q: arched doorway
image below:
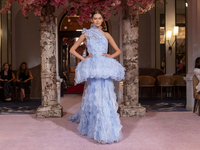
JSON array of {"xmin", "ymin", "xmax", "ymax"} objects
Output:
[{"xmin": 58, "ymin": 14, "xmax": 108, "ymax": 85}]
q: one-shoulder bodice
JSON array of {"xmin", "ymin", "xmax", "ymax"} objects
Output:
[
  {"xmin": 74, "ymin": 24, "xmax": 125, "ymax": 85},
  {"xmin": 82, "ymin": 24, "xmax": 108, "ymax": 55}
]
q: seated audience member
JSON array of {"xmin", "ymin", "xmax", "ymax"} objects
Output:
[
  {"xmin": 0, "ymin": 63, "xmax": 15, "ymax": 101},
  {"xmin": 16, "ymin": 62, "xmax": 33, "ymax": 102},
  {"xmin": 194, "ymin": 57, "xmax": 200, "ymax": 93}
]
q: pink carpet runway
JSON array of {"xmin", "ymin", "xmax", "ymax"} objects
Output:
[{"xmin": 0, "ymin": 94, "xmax": 200, "ymax": 150}]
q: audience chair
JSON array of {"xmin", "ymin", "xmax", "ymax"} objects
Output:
[
  {"xmin": 0, "ymin": 86, "xmax": 3, "ymax": 100},
  {"xmin": 11, "ymin": 86, "xmax": 16, "ymax": 101},
  {"xmin": 157, "ymin": 75, "xmax": 175, "ymax": 100},
  {"xmin": 193, "ymin": 75, "xmax": 200, "ymax": 116},
  {"xmin": 139, "ymin": 76, "xmax": 156, "ymax": 99},
  {"xmin": 173, "ymin": 75, "xmax": 186, "ymax": 100}
]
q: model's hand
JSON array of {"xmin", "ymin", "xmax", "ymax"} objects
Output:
[
  {"xmin": 86, "ymin": 53, "xmax": 93, "ymax": 59},
  {"xmin": 102, "ymin": 53, "xmax": 112, "ymax": 58},
  {"xmin": 17, "ymin": 80, "xmax": 20, "ymax": 82},
  {"xmin": 24, "ymin": 80, "xmax": 28, "ymax": 83},
  {"xmin": 4, "ymin": 79, "xmax": 8, "ymax": 81}
]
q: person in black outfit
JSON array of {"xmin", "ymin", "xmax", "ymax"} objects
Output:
[
  {"xmin": 16, "ymin": 62, "xmax": 33, "ymax": 102},
  {"xmin": 0, "ymin": 63, "xmax": 15, "ymax": 101}
]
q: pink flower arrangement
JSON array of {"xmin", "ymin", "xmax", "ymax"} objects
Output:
[{"xmin": 0, "ymin": 0, "xmax": 164, "ymax": 24}]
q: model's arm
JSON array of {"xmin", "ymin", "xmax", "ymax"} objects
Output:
[
  {"xmin": 102, "ymin": 32, "xmax": 121, "ymax": 58},
  {"xmin": 70, "ymin": 34, "xmax": 90, "ymax": 61}
]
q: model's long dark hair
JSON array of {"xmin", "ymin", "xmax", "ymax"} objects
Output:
[{"xmin": 195, "ymin": 57, "xmax": 200, "ymax": 68}]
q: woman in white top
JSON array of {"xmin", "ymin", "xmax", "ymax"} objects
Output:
[{"xmin": 194, "ymin": 57, "xmax": 200, "ymax": 92}]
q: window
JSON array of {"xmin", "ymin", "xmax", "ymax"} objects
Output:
[
  {"xmin": 175, "ymin": 0, "xmax": 186, "ymax": 74},
  {"xmin": 156, "ymin": 1, "xmax": 166, "ymax": 73}
]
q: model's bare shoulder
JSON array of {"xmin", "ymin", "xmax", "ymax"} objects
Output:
[{"xmin": 104, "ymin": 32, "xmax": 111, "ymax": 40}]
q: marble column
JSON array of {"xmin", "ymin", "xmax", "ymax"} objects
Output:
[
  {"xmin": 184, "ymin": 0, "xmax": 200, "ymax": 110},
  {"xmin": 119, "ymin": 3, "xmax": 146, "ymax": 117},
  {"xmin": 36, "ymin": 4, "xmax": 63, "ymax": 118}
]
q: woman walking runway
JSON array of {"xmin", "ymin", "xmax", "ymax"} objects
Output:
[{"xmin": 68, "ymin": 10, "xmax": 125, "ymax": 144}]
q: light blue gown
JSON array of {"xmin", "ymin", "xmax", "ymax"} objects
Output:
[{"xmin": 68, "ymin": 24, "xmax": 125, "ymax": 144}]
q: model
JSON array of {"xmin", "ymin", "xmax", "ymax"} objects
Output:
[{"xmin": 68, "ymin": 10, "xmax": 125, "ymax": 144}]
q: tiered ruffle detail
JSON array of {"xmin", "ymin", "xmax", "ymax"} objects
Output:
[
  {"xmin": 68, "ymin": 78, "xmax": 123, "ymax": 144},
  {"xmin": 75, "ymin": 54, "xmax": 125, "ymax": 85}
]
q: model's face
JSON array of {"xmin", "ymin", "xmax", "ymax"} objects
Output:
[
  {"xmin": 91, "ymin": 14, "xmax": 103, "ymax": 28},
  {"xmin": 21, "ymin": 64, "xmax": 26, "ymax": 70},
  {"xmin": 4, "ymin": 64, "xmax": 9, "ymax": 70}
]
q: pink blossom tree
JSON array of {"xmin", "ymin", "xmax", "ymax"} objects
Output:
[
  {"xmin": 1, "ymin": 0, "xmax": 164, "ymax": 24},
  {"xmin": 1, "ymin": 0, "xmax": 164, "ymax": 118}
]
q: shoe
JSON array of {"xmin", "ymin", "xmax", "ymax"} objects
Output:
[{"xmin": 98, "ymin": 141, "xmax": 103, "ymax": 144}]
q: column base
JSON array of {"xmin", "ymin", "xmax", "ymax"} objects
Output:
[
  {"xmin": 119, "ymin": 104, "xmax": 146, "ymax": 117},
  {"xmin": 36, "ymin": 104, "xmax": 63, "ymax": 118}
]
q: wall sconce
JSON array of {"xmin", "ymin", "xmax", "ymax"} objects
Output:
[
  {"xmin": 185, "ymin": 2, "xmax": 188, "ymax": 7},
  {"xmin": 166, "ymin": 26, "xmax": 179, "ymax": 55}
]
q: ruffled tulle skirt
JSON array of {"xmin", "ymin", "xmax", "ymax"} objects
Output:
[
  {"xmin": 68, "ymin": 78, "xmax": 123, "ymax": 144},
  {"xmin": 74, "ymin": 54, "xmax": 125, "ymax": 85}
]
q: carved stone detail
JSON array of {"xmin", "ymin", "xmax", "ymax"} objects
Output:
[
  {"xmin": 119, "ymin": 3, "xmax": 146, "ymax": 117},
  {"xmin": 36, "ymin": 4, "xmax": 63, "ymax": 118}
]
